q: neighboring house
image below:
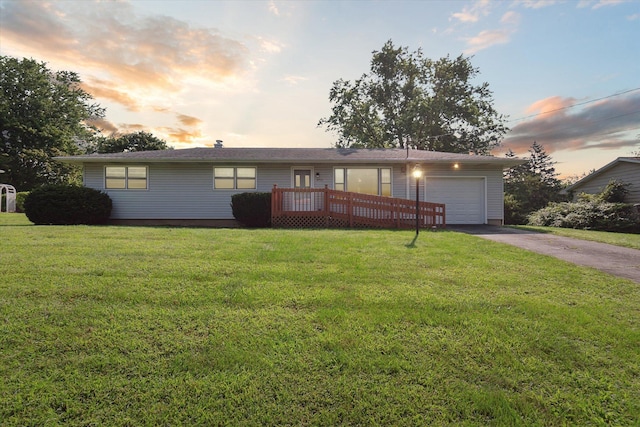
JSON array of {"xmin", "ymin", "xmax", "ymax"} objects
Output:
[
  {"xmin": 564, "ymin": 157, "xmax": 640, "ymax": 204},
  {"xmin": 57, "ymin": 147, "xmax": 523, "ymax": 226}
]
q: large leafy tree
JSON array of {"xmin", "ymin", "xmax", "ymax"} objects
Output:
[
  {"xmin": 0, "ymin": 56, "xmax": 103, "ymax": 191},
  {"xmin": 504, "ymin": 141, "xmax": 565, "ymax": 224},
  {"xmin": 318, "ymin": 40, "xmax": 508, "ymax": 154},
  {"xmin": 94, "ymin": 131, "xmax": 171, "ymax": 153}
]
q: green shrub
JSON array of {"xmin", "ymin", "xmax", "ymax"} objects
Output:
[
  {"xmin": 24, "ymin": 184, "xmax": 112, "ymax": 225},
  {"xmin": 504, "ymin": 193, "xmax": 526, "ymax": 225},
  {"xmin": 16, "ymin": 192, "xmax": 29, "ymax": 213},
  {"xmin": 528, "ymin": 201, "xmax": 640, "ymax": 233},
  {"xmin": 231, "ymin": 192, "xmax": 272, "ymax": 227},
  {"xmin": 578, "ymin": 179, "xmax": 630, "ymax": 203}
]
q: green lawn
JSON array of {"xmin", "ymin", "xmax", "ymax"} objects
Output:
[
  {"xmin": 511, "ymin": 225, "xmax": 640, "ymax": 250},
  {"xmin": 1, "ymin": 214, "xmax": 638, "ymax": 426}
]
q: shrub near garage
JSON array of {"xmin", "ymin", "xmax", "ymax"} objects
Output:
[{"xmin": 24, "ymin": 184, "xmax": 112, "ymax": 225}]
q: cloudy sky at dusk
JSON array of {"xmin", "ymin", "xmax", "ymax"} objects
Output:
[{"xmin": 1, "ymin": 0, "xmax": 638, "ymax": 177}]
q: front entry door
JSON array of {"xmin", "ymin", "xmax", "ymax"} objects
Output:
[
  {"xmin": 293, "ymin": 169, "xmax": 312, "ymax": 211},
  {"xmin": 294, "ymin": 169, "xmax": 311, "ymax": 190}
]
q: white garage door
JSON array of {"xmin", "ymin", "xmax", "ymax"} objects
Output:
[{"xmin": 425, "ymin": 178, "xmax": 486, "ymax": 225}]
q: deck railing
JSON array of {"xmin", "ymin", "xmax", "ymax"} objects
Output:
[{"xmin": 271, "ymin": 185, "xmax": 445, "ymax": 229}]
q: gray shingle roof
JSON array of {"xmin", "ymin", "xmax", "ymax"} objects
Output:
[
  {"xmin": 563, "ymin": 157, "xmax": 640, "ymax": 192},
  {"xmin": 56, "ymin": 147, "xmax": 523, "ymax": 166}
]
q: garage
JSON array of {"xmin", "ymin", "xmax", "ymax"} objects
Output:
[{"xmin": 425, "ymin": 177, "xmax": 486, "ymax": 224}]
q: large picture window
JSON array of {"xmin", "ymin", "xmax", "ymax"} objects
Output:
[
  {"xmin": 214, "ymin": 167, "xmax": 256, "ymax": 190},
  {"xmin": 105, "ymin": 166, "xmax": 147, "ymax": 189},
  {"xmin": 334, "ymin": 167, "xmax": 392, "ymax": 196}
]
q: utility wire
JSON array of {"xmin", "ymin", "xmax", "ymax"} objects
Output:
[
  {"xmin": 511, "ymin": 110, "xmax": 640, "ymax": 140},
  {"xmin": 507, "ymin": 87, "xmax": 640, "ymax": 123}
]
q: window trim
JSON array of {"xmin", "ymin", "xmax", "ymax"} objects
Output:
[
  {"xmin": 104, "ymin": 165, "xmax": 148, "ymax": 190},
  {"xmin": 213, "ymin": 166, "xmax": 257, "ymax": 190},
  {"xmin": 333, "ymin": 167, "xmax": 393, "ymax": 197}
]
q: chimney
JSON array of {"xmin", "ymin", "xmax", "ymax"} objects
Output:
[{"xmin": 214, "ymin": 140, "xmax": 223, "ymax": 148}]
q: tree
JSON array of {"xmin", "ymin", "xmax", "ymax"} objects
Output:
[
  {"xmin": 94, "ymin": 131, "xmax": 171, "ymax": 153},
  {"xmin": 0, "ymin": 56, "xmax": 104, "ymax": 191},
  {"xmin": 318, "ymin": 40, "xmax": 508, "ymax": 154},
  {"xmin": 630, "ymin": 135, "xmax": 639, "ymax": 157},
  {"xmin": 504, "ymin": 141, "xmax": 564, "ymax": 224}
]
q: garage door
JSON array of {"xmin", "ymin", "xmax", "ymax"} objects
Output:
[{"xmin": 425, "ymin": 178, "xmax": 485, "ymax": 224}]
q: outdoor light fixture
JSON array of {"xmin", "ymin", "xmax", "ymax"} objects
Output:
[{"xmin": 412, "ymin": 165, "xmax": 423, "ymax": 235}]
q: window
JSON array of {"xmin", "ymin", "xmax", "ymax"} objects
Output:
[
  {"xmin": 334, "ymin": 168, "xmax": 392, "ymax": 196},
  {"xmin": 214, "ymin": 167, "xmax": 256, "ymax": 190},
  {"xmin": 105, "ymin": 166, "xmax": 147, "ymax": 189}
]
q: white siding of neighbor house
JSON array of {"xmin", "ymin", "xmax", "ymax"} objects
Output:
[
  {"xmin": 571, "ymin": 162, "xmax": 640, "ymax": 204},
  {"xmin": 84, "ymin": 162, "xmax": 506, "ymax": 222}
]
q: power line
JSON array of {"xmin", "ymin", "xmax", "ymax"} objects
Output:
[
  {"xmin": 507, "ymin": 87, "xmax": 640, "ymax": 123},
  {"xmin": 505, "ymin": 110, "xmax": 640, "ymax": 142}
]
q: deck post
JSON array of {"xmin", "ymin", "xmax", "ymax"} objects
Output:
[
  {"xmin": 271, "ymin": 184, "xmax": 278, "ymax": 226},
  {"xmin": 348, "ymin": 192, "xmax": 353, "ymax": 227},
  {"xmin": 323, "ymin": 185, "xmax": 329, "ymax": 227}
]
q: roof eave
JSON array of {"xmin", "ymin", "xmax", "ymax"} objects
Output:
[
  {"xmin": 55, "ymin": 156, "xmax": 525, "ymax": 167},
  {"xmin": 564, "ymin": 157, "xmax": 639, "ymax": 192}
]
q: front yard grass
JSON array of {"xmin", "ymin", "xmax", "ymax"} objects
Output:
[
  {"xmin": 1, "ymin": 214, "xmax": 638, "ymax": 425},
  {"xmin": 512, "ymin": 225, "xmax": 640, "ymax": 250}
]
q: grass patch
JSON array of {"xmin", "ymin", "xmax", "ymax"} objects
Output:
[
  {"xmin": 512, "ymin": 225, "xmax": 640, "ymax": 250},
  {"xmin": 1, "ymin": 214, "xmax": 638, "ymax": 425}
]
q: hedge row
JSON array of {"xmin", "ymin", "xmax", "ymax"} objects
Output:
[
  {"xmin": 528, "ymin": 201, "xmax": 640, "ymax": 233},
  {"xmin": 24, "ymin": 184, "xmax": 112, "ymax": 225}
]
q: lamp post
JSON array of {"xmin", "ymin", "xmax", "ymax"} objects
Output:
[{"xmin": 412, "ymin": 165, "xmax": 423, "ymax": 235}]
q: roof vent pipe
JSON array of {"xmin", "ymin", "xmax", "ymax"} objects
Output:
[{"xmin": 214, "ymin": 140, "xmax": 223, "ymax": 148}]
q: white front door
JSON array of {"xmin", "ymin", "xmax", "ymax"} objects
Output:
[{"xmin": 292, "ymin": 168, "xmax": 313, "ymax": 211}]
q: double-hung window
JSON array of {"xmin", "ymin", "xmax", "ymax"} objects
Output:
[
  {"xmin": 105, "ymin": 166, "xmax": 148, "ymax": 189},
  {"xmin": 334, "ymin": 167, "xmax": 392, "ymax": 196},
  {"xmin": 214, "ymin": 167, "xmax": 256, "ymax": 190}
]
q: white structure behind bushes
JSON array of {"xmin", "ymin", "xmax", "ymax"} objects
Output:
[{"xmin": 0, "ymin": 184, "xmax": 17, "ymax": 213}]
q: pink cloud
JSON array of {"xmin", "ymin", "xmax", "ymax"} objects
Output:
[
  {"xmin": 0, "ymin": 0, "xmax": 250, "ymax": 94},
  {"xmin": 525, "ymin": 96, "xmax": 577, "ymax": 115},
  {"xmin": 501, "ymin": 92, "xmax": 640, "ymax": 155},
  {"xmin": 464, "ymin": 29, "xmax": 511, "ymax": 54},
  {"xmin": 462, "ymin": 11, "xmax": 520, "ymax": 54}
]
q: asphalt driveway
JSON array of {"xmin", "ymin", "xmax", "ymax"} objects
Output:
[{"xmin": 449, "ymin": 226, "xmax": 640, "ymax": 283}]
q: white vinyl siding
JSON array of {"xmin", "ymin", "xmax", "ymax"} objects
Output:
[
  {"xmin": 83, "ymin": 162, "xmax": 506, "ymax": 223},
  {"xmin": 570, "ymin": 162, "xmax": 640, "ymax": 204}
]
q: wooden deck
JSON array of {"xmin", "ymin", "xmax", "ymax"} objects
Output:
[{"xmin": 271, "ymin": 185, "xmax": 445, "ymax": 229}]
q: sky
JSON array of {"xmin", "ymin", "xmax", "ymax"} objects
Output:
[{"xmin": 1, "ymin": 0, "xmax": 639, "ymax": 178}]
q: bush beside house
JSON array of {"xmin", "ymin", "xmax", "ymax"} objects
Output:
[
  {"xmin": 231, "ymin": 192, "xmax": 272, "ymax": 228},
  {"xmin": 528, "ymin": 180, "xmax": 639, "ymax": 233},
  {"xmin": 24, "ymin": 184, "xmax": 112, "ymax": 225},
  {"xmin": 15, "ymin": 192, "xmax": 28, "ymax": 212}
]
